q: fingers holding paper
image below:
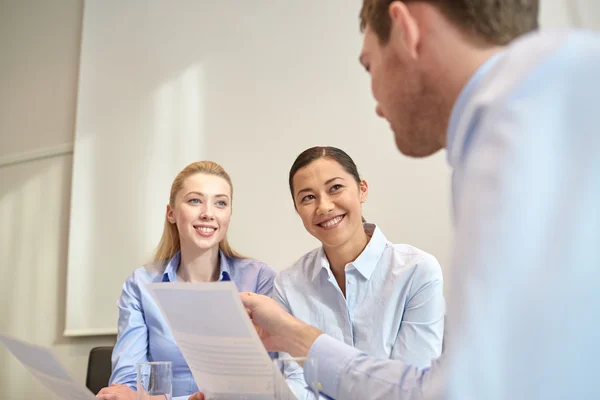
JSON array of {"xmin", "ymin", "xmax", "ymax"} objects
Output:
[
  {"xmin": 239, "ymin": 292, "xmax": 323, "ymax": 357},
  {"xmin": 239, "ymin": 292, "xmax": 292, "ymax": 349}
]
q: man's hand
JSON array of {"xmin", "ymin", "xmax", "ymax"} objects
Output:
[
  {"xmin": 188, "ymin": 392, "xmax": 204, "ymax": 400},
  {"xmin": 239, "ymin": 292, "xmax": 322, "ymax": 356}
]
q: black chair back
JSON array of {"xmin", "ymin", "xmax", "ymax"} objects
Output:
[{"xmin": 85, "ymin": 346, "xmax": 114, "ymax": 394}]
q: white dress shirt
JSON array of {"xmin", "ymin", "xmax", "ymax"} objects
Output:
[{"xmin": 305, "ymin": 30, "xmax": 600, "ymax": 400}]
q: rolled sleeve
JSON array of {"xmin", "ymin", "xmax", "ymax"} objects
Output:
[
  {"xmin": 109, "ymin": 272, "xmax": 149, "ymax": 389},
  {"xmin": 392, "ymin": 257, "xmax": 445, "ymax": 368},
  {"xmin": 255, "ymin": 263, "xmax": 276, "ymax": 297},
  {"xmin": 273, "ymin": 274, "xmax": 313, "ymax": 397}
]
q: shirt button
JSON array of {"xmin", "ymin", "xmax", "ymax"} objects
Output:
[{"xmin": 347, "ymin": 279, "xmax": 354, "ymax": 285}]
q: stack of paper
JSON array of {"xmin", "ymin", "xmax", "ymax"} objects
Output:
[
  {"xmin": 0, "ymin": 282, "xmax": 292, "ymax": 400},
  {"xmin": 0, "ymin": 334, "xmax": 96, "ymax": 400},
  {"xmin": 147, "ymin": 281, "xmax": 292, "ymax": 400}
]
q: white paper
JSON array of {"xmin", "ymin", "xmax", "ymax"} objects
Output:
[
  {"xmin": 0, "ymin": 334, "xmax": 96, "ymax": 400},
  {"xmin": 147, "ymin": 281, "xmax": 291, "ymax": 400}
]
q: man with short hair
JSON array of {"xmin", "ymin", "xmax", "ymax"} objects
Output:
[{"xmin": 239, "ymin": 0, "xmax": 600, "ymax": 399}]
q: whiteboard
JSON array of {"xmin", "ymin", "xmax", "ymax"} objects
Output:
[{"xmin": 65, "ymin": 0, "xmax": 452, "ymax": 336}]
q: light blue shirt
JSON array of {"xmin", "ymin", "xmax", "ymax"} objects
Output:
[
  {"xmin": 109, "ymin": 251, "xmax": 276, "ymax": 400},
  {"xmin": 275, "ymin": 224, "xmax": 444, "ymax": 399},
  {"xmin": 305, "ymin": 30, "xmax": 600, "ymax": 399}
]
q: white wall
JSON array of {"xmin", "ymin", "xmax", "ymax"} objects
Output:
[
  {"xmin": 66, "ymin": 0, "xmax": 452, "ymax": 336},
  {"xmin": 0, "ymin": 0, "xmax": 597, "ymax": 398},
  {"xmin": 0, "ymin": 1, "xmax": 114, "ymax": 399}
]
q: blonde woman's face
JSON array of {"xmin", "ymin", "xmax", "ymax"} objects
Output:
[{"xmin": 167, "ymin": 173, "xmax": 232, "ymax": 254}]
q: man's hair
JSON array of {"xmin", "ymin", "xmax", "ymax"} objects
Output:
[{"xmin": 360, "ymin": 0, "xmax": 539, "ymax": 46}]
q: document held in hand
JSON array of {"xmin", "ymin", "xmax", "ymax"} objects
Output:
[
  {"xmin": 146, "ymin": 281, "xmax": 290, "ymax": 400},
  {"xmin": 0, "ymin": 334, "xmax": 97, "ymax": 400}
]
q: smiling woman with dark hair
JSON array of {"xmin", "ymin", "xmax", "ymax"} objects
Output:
[{"xmin": 275, "ymin": 146, "xmax": 445, "ymax": 399}]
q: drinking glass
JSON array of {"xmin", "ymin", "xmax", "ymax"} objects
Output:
[{"xmin": 136, "ymin": 361, "xmax": 172, "ymax": 400}]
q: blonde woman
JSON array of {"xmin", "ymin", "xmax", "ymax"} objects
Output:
[{"xmin": 97, "ymin": 161, "xmax": 276, "ymax": 400}]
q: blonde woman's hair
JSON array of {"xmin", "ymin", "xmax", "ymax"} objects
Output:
[{"xmin": 153, "ymin": 161, "xmax": 245, "ymax": 262}]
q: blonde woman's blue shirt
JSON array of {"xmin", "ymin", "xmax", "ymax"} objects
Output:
[
  {"xmin": 274, "ymin": 223, "xmax": 445, "ymax": 399},
  {"xmin": 109, "ymin": 251, "xmax": 276, "ymax": 400}
]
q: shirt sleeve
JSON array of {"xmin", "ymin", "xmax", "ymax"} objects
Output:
[
  {"xmin": 109, "ymin": 271, "xmax": 149, "ymax": 390},
  {"xmin": 272, "ymin": 274, "xmax": 330, "ymax": 399},
  {"xmin": 255, "ymin": 262, "xmax": 276, "ymax": 296},
  {"xmin": 391, "ymin": 255, "xmax": 445, "ymax": 368},
  {"xmin": 439, "ymin": 58, "xmax": 600, "ymax": 399},
  {"xmin": 306, "ymin": 334, "xmax": 446, "ymax": 400}
]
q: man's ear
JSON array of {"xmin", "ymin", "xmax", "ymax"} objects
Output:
[{"xmin": 388, "ymin": 1, "xmax": 421, "ymax": 59}]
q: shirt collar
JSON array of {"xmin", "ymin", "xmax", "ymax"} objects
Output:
[
  {"xmin": 446, "ymin": 51, "xmax": 504, "ymax": 169},
  {"xmin": 161, "ymin": 250, "xmax": 232, "ymax": 282},
  {"xmin": 311, "ymin": 223, "xmax": 388, "ymax": 281},
  {"xmin": 161, "ymin": 252, "xmax": 181, "ymax": 282},
  {"xmin": 351, "ymin": 223, "xmax": 387, "ymax": 280},
  {"xmin": 218, "ymin": 252, "xmax": 232, "ymax": 281},
  {"xmin": 313, "ymin": 247, "xmax": 333, "ymax": 282}
]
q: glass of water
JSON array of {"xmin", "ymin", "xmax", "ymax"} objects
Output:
[
  {"xmin": 273, "ymin": 356, "xmax": 320, "ymax": 399},
  {"xmin": 136, "ymin": 361, "xmax": 172, "ymax": 400}
]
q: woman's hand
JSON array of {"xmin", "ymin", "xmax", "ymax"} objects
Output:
[
  {"xmin": 96, "ymin": 385, "xmax": 167, "ymax": 400},
  {"xmin": 96, "ymin": 384, "xmax": 136, "ymax": 400},
  {"xmin": 188, "ymin": 392, "xmax": 205, "ymax": 400}
]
